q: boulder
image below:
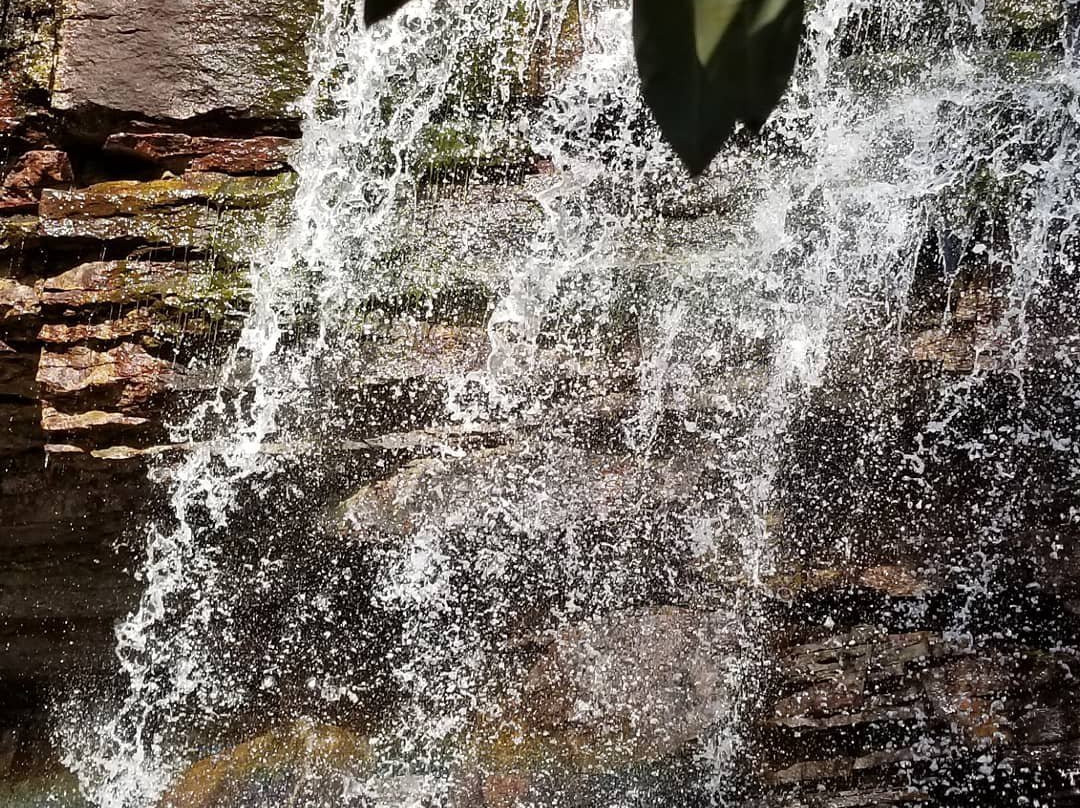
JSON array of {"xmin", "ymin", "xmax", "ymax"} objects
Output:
[{"xmin": 52, "ymin": 0, "xmax": 322, "ymax": 127}]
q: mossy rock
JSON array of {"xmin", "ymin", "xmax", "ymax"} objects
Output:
[
  {"xmin": 160, "ymin": 722, "xmax": 371, "ymax": 808},
  {"xmin": 252, "ymin": 0, "xmax": 325, "ymax": 118},
  {"xmin": 1, "ymin": 0, "xmax": 58, "ymax": 104},
  {"xmin": 37, "ymin": 174, "xmax": 297, "ymax": 265},
  {"xmin": 414, "ymin": 121, "xmax": 531, "ymax": 174},
  {"xmin": 39, "ymin": 173, "xmax": 298, "ymax": 219},
  {"xmin": 0, "ymin": 216, "xmax": 39, "ymax": 252}
]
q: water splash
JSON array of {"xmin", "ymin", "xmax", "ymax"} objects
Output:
[{"xmin": 58, "ymin": 0, "xmax": 1080, "ymax": 805}]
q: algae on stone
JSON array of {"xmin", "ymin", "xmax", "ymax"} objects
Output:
[{"xmin": 37, "ymin": 173, "xmax": 297, "ymax": 265}]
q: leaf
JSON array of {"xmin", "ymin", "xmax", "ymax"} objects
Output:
[
  {"xmin": 633, "ymin": 0, "xmax": 805, "ymax": 176},
  {"xmin": 365, "ymin": 0, "xmax": 413, "ymax": 26}
]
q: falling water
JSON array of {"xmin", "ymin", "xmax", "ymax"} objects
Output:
[{"xmin": 58, "ymin": 0, "xmax": 1080, "ymax": 805}]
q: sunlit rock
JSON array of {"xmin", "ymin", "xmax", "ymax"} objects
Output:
[
  {"xmin": 51, "ymin": 0, "xmax": 321, "ymax": 129},
  {"xmin": 37, "ymin": 343, "xmax": 176, "ymax": 410},
  {"xmin": 160, "ymin": 722, "xmax": 370, "ymax": 808},
  {"xmin": 334, "ymin": 443, "xmax": 711, "ymax": 546}
]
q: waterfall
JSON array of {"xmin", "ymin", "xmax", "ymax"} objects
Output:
[{"xmin": 58, "ymin": 0, "xmax": 1080, "ymax": 805}]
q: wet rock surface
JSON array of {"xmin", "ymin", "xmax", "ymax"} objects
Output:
[
  {"xmin": 103, "ymin": 134, "xmax": 295, "ymax": 175},
  {"xmin": 512, "ymin": 607, "xmax": 743, "ymax": 758}
]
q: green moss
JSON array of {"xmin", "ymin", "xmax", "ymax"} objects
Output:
[
  {"xmin": 253, "ymin": 0, "xmax": 323, "ymax": 117},
  {"xmin": 211, "ymin": 172, "xmax": 298, "ymax": 210},
  {"xmin": 39, "ymin": 174, "xmax": 296, "ymax": 265},
  {"xmin": 164, "ymin": 267, "xmax": 251, "ymax": 321},
  {"xmin": 840, "ymin": 52, "xmax": 931, "ymax": 97},
  {"xmin": 476, "ymin": 726, "xmax": 655, "ymax": 774},
  {"xmin": 413, "ymin": 120, "xmax": 531, "ymax": 173},
  {"xmin": 998, "ymin": 48, "xmax": 1056, "ymax": 77},
  {"xmin": 2, "ymin": 0, "xmax": 58, "ymax": 96}
]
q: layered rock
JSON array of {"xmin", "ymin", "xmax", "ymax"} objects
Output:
[{"xmin": 0, "ymin": 0, "xmax": 319, "ymax": 794}]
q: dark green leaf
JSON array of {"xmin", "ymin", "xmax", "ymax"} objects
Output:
[
  {"xmin": 633, "ymin": 0, "xmax": 805, "ymax": 176},
  {"xmin": 365, "ymin": 0, "xmax": 412, "ymax": 26}
]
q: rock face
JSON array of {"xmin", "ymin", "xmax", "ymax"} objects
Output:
[
  {"xmin": 103, "ymin": 134, "xmax": 295, "ymax": 175},
  {"xmin": 0, "ymin": 151, "xmax": 73, "ymax": 212},
  {"xmin": 3, "ymin": 2, "xmax": 1080, "ymax": 808},
  {"xmin": 0, "ymin": 0, "xmax": 317, "ymax": 792}
]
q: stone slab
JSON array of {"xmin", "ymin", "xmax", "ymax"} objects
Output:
[{"xmin": 52, "ymin": 0, "xmax": 321, "ymax": 123}]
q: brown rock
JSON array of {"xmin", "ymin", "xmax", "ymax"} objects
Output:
[
  {"xmin": 37, "ymin": 261, "xmax": 189, "ymax": 307},
  {"xmin": 855, "ymin": 564, "xmax": 939, "ymax": 597},
  {"xmin": 921, "ymin": 657, "xmax": 1015, "ymax": 746},
  {"xmin": 0, "ymin": 151, "xmax": 73, "ymax": 212},
  {"xmin": 41, "ymin": 407, "xmax": 150, "ymax": 434},
  {"xmin": 35, "ymin": 173, "xmax": 296, "ymax": 254},
  {"xmin": 37, "ymin": 173, "xmax": 284, "ymax": 219},
  {"xmin": 104, "ymin": 133, "xmax": 295, "ymax": 175},
  {"xmin": 354, "ymin": 323, "xmax": 489, "ymax": 383},
  {"xmin": 765, "ymin": 564, "xmax": 941, "ymax": 601},
  {"xmin": 160, "ymin": 722, "xmax": 370, "ymax": 808},
  {"xmin": 38, "ymin": 310, "xmax": 156, "ymax": 344},
  {"xmin": 907, "ymin": 327, "xmax": 978, "ymax": 373},
  {"xmin": 0, "ymin": 215, "xmax": 40, "ymax": 252},
  {"xmin": 52, "ymin": 0, "xmax": 321, "ymax": 125},
  {"xmin": 481, "ymin": 773, "xmax": 531, "ymax": 808},
  {"xmin": 336, "ymin": 444, "xmax": 709, "ymax": 544},
  {"xmin": 771, "ymin": 674, "xmax": 926, "ymax": 730},
  {"xmin": 36, "ymin": 343, "xmax": 176, "ymax": 409},
  {"xmin": 0, "ymin": 80, "xmax": 16, "ymax": 120},
  {"xmin": 782, "ymin": 626, "xmax": 948, "ymax": 685},
  {"xmin": 0, "ymin": 278, "xmax": 40, "ymax": 321}
]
